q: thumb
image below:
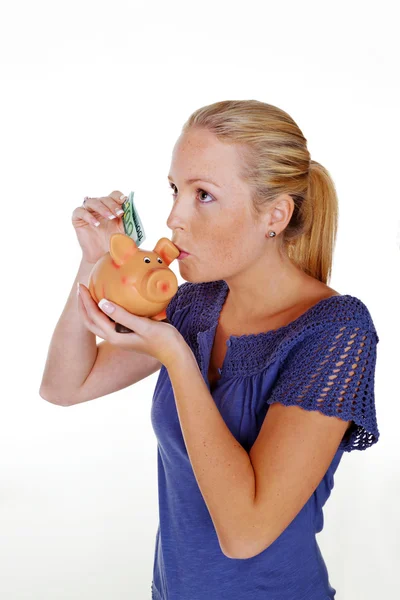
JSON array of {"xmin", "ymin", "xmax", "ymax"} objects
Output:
[{"xmin": 98, "ymin": 298, "xmax": 149, "ymax": 329}]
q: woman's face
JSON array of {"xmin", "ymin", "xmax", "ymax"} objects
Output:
[{"xmin": 166, "ymin": 127, "xmax": 267, "ymax": 284}]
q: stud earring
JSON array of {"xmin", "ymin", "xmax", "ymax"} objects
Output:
[{"xmin": 268, "ymin": 231, "xmax": 276, "ymax": 237}]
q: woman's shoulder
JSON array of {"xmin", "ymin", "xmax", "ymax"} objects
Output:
[{"xmin": 166, "ymin": 279, "xmax": 378, "ymax": 343}]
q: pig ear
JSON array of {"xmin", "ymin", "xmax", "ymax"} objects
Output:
[
  {"xmin": 109, "ymin": 233, "xmax": 138, "ymax": 266},
  {"xmin": 154, "ymin": 238, "xmax": 180, "ymax": 265}
]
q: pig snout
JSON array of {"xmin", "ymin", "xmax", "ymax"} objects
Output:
[{"xmin": 139, "ymin": 269, "xmax": 178, "ymax": 303}]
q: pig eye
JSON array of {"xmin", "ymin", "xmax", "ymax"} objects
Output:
[
  {"xmin": 157, "ymin": 257, "xmax": 163, "ymax": 264},
  {"xmin": 143, "ymin": 257, "xmax": 151, "ymax": 263}
]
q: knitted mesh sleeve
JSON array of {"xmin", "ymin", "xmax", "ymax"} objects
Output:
[{"xmin": 266, "ymin": 323, "xmax": 380, "ymax": 452}]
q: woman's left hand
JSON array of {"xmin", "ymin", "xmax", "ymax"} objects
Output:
[{"xmin": 77, "ymin": 283, "xmax": 187, "ymax": 369}]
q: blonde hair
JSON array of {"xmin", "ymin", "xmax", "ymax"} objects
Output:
[{"xmin": 181, "ymin": 100, "xmax": 339, "ymax": 285}]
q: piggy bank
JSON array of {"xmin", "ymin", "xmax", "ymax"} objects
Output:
[{"xmin": 87, "ymin": 233, "xmax": 180, "ymax": 334}]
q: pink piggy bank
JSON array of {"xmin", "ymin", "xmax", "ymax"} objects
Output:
[{"xmin": 87, "ymin": 233, "xmax": 180, "ymax": 333}]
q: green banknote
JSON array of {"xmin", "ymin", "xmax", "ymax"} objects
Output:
[{"xmin": 121, "ymin": 191, "xmax": 146, "ymax": 247}]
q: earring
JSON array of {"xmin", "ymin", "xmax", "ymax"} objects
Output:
[{"xmin": 268, "ymin": 231, "xmax": 276, "ymax": 237}]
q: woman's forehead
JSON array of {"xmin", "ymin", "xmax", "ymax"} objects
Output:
[{"xmin": 171, "ymin": 135, "xmax": 244, "ymax": 186}]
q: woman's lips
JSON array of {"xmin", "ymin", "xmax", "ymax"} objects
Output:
[{"xmin": 173, "ymin": 243, "xmax": 191, "ymax": 258}]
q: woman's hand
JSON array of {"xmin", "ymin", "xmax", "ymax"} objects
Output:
[
  {"xmin": 77, "ymin": 283, "xmax": 187, "ymax": 369},
  {"xmin": 72, "ymin": 191, "xmax": 128, "ymax": 265}
]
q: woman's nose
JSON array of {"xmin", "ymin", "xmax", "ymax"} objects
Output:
[{"xmin": 166, "ymin": 205, "xmax": 185, "ymax": 231}]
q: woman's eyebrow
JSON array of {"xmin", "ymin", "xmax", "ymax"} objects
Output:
[{"xmin": 167, "ymin": 175, "xmax": 221, "ymax": 188}]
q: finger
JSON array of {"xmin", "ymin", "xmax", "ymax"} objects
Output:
[
  {"xmin": 78, "ymin": 284, "xmax": 123, "ymax": 335},
  {"xmin": 71, "ymin": 206, "xmax": 102, "ymax": 228},
  {"xmin": 78, "ymin": 288, "xmax": 113, "ymax": 339},
  {"xmin": 89, "ymin": 190, "xmax": 128, "ymax": 213},
  {"xmin": 77, "ymin": 290, "xmax": 109, "ymax": 339},
  {"xmin": 97, "ymin": 192, "xmax": 128, "ymax": 219},
  {"xmin": 79, "ymin": 195, "xmax": 127, "ymax": 221},
  {"xmin": 96, "ymin": 296, "xmax": 151, "ymax": 338},
  {"xmin": 79, "ymin": 284, "xmax": 147, "ymax": 349},
  {"xmin": 108, "ymin": 190, "xmax": 128, "ymax": 204}
]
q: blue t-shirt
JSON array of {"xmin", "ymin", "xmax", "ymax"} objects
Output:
[{"xmin": 150, "ymin": 279, "xmax": 380, "ymax": 600}]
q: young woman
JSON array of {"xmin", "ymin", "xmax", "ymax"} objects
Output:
[{"xmin": 42, "ymin": 99, "xmax": 379, "ymax": 600}]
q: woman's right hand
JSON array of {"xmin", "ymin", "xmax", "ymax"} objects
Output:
[{"xmin": 72, "ymin": 190, "xmax": 128, "ymax": 264}]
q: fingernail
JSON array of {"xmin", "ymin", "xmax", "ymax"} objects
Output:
[
  {"xmin": 98, "ymin": 298, "xmax": 115, "ymax": 314},
  {"xmin": 120, "ymin": 194, "xmax": 128, "ymax": 200},
  {"xmin": 77, "ymin": 283, "xmax": 80, "ymax": 295}
]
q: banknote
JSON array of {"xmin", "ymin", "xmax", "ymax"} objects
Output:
[{"xmin": 121, "ymin": 191, "xmax": 146, "ymax": 247}]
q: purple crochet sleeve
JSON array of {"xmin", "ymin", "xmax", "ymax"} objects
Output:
[{"xmin": 266, "ymin": 322, "xmax": 380, "ymax": 452}]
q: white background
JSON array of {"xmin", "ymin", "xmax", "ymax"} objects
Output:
[{"xmin": 1, "ymin": 0, "xmax": 399, "ymax": 598}]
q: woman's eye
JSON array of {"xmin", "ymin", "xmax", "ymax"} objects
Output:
[
  {"xmin": 169, "ymin": 183, "xmax": 214, "ymax": 204},
  {"xmin": 197, "ymin": 189, "xmax": 214, "ymax": 203}
]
